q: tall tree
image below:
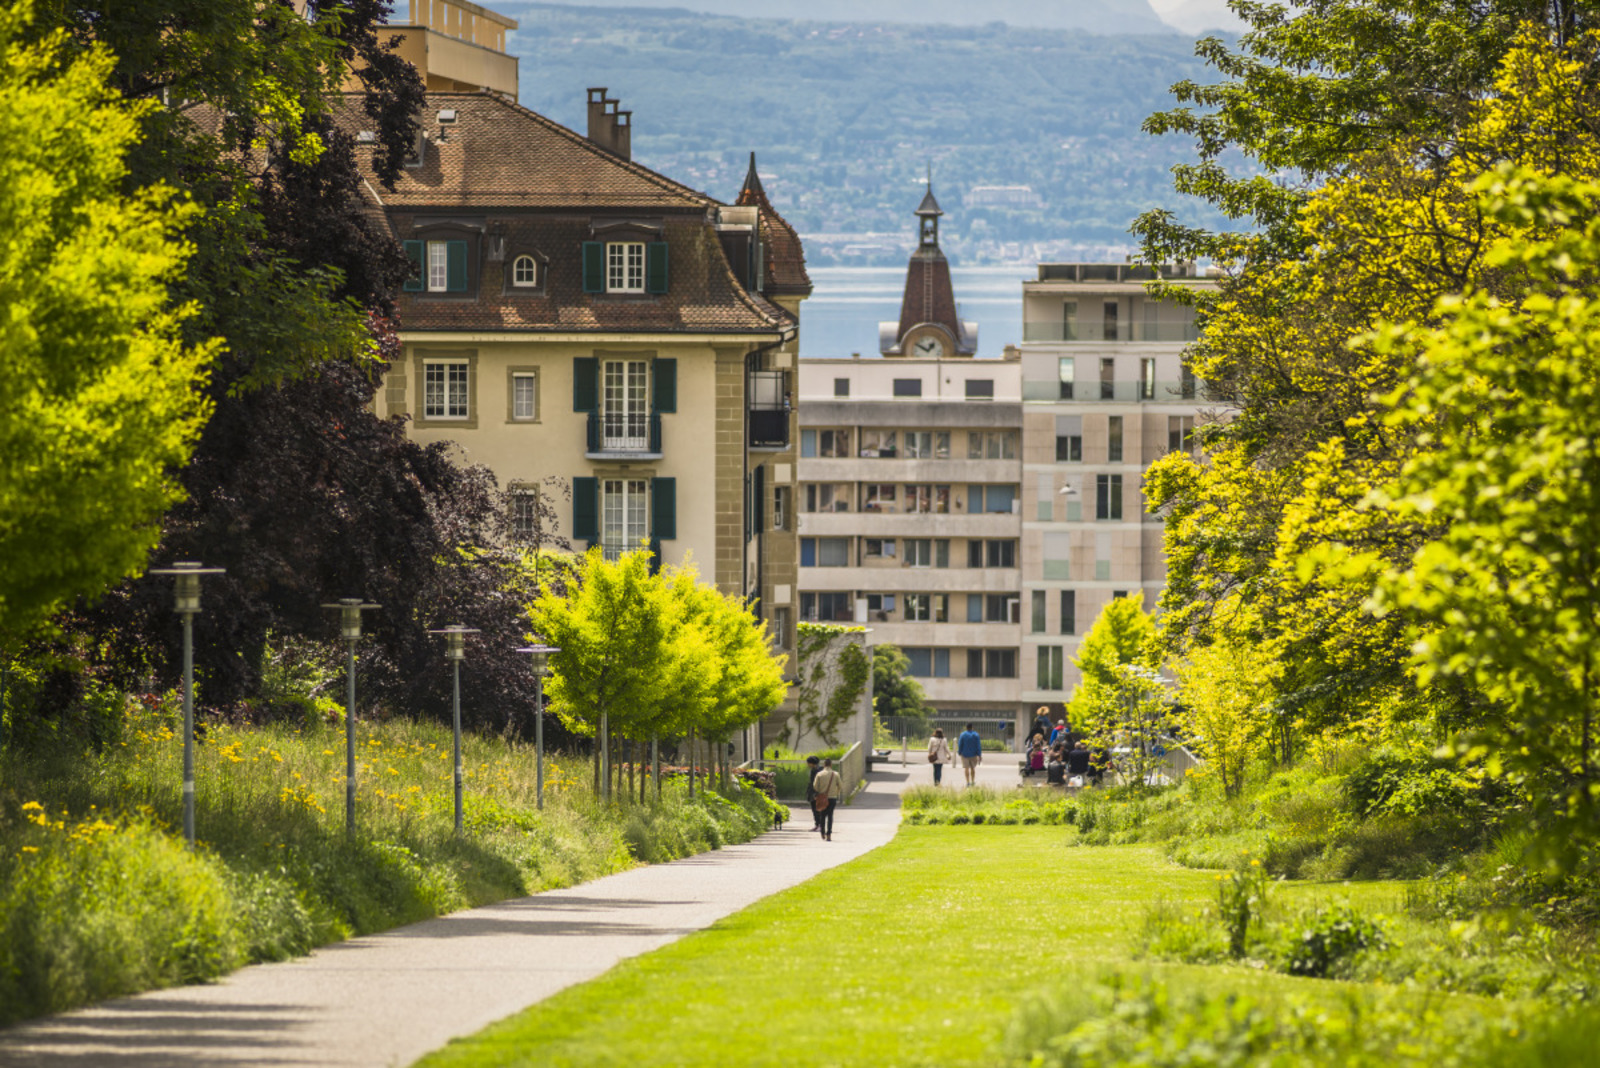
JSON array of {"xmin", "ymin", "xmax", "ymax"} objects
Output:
[{"xmin": 0, "ymin": 6, "xmax": 215, "ymax": 636}]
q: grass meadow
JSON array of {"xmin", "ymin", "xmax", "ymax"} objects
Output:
[
  {"xmin": 417, "ymin": 822, "xmax": 1599, "ymax": 1068},
  {"xmin": 0, "ymin": 690, "xmax": 780, "ymax": 1026}
]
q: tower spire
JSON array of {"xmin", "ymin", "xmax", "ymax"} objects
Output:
[{"xmin": 741, "ymin": 151, "xmax": 765, "ymax": 199}]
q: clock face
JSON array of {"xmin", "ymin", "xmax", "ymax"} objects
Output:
[{"xmin": 912, "ymin": 335, "xmax": 946, "ymax": 358}]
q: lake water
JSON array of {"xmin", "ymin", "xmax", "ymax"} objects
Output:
[{"xmin": 799, "ymin": 266, "xmax": 1034, "ymax": 361}]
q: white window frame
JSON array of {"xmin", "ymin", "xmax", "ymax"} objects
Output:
[
  {"xmin": 511, "ymin": 489, "xmax": 539, "ymax": 543},
  {"xmin": 602, "ymin": 359, "xmax": 649, "ymax": 450},
  {"xmin": 511, "ymin": 371, "xmax": 538, "ymax": 421},
  {"xmin": 423, "ymin": 359, "xmax": 469, "ymax": 419},
  {"xmin": 427, "ymin": 241, "xmax": 449, "ymax": 292},
  {"xmin": 606, "ymin": 242, "xmax": 645, "ymax": 293},
  {"xmin": 601, "ymin": 478, "xmax": 648, "ymax": 561},
  {"xmin": 512, "ymin": 255, "xmax": 538, "ymax": 287}
]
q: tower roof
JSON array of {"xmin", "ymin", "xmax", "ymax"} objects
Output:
[
  {"xmin": 734, "ymin": 151, "xmax": 812, "ymax": 298},
  {"xmin": 739, "ymin": 151, "xmax": 765, "ymax": 200},
  {"xmin": 915, "ymin": 186, "xmax": 943, "ymax": 217}
]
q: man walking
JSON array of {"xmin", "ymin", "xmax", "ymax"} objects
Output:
[
  {"xmin": 956, "ymin": 723, "xmax": 984, "ymax": 786},
  {"xmin": 812, "ymin": 758, "xmax": 844, "ymax": 840}
]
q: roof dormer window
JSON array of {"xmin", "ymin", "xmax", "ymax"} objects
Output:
[
  {"xmin": 512, "ymin": 255, "xmax": 538, "ymax": 287},
  {"xmin": 582, "ymin": 237, "xmax": 668, "ymax": 295},
  {"xmin": 608, "ymin": 242, "xmax": 644, "ymax": 292}
]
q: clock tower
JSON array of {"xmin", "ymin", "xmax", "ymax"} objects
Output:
[{"xmin": 879, "ymin": 176, "xmax": 978, "ymax": 357}]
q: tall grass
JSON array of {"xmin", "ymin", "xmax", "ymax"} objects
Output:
[{"xmin": 0, "ymin": 692, "xmax": 780, "ymax": 1026}]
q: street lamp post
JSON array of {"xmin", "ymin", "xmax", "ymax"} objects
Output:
[
  {"xmin": 428, "ymin": 625, "xmax": 479, "ymax": 834},
  {"xmin": 149, "ymin": 561, "xmax": 226, "ymax": 847},
  {"xmin": 514, "ymin": 643, "xmax": 560, "ymax": 810},
  {"xmin": 322, "ymin": 598, "xmax": 380, "ymax": 834}
]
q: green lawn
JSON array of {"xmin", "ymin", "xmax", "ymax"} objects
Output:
[{"xmin": 416, "ymin": 827, "xmax": 1441, "ymax": 1068}]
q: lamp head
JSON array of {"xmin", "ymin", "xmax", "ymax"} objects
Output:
[
  {"xmin": 514, "ymin": 643, "xmax": 561, "ymax": 677},
  {"xmin": 429, "ymin": 624, "xmax": 479, "ymax": 660},
  {"xmin": 150, "ymin": 561, "xmax": 225, "ymax": 615},
  {"xmin": 322, "ymin": 598, "xmax": 381, "ymax": 641}
]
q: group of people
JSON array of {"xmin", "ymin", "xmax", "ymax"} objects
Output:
[
  {"xmin": 1022, "ymin": 710, "xmax": 1107, "ymax": 787},
  {"xmin": 924, "ymin": 723, "xmax": 987, "ymax": 786}
]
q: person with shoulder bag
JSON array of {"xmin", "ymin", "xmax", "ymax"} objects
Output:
[
  {"xmin": 927, "ymin": 728, "xmax": 953, "ymax": 786},
  {"xmin": 812, "ymin": 758, "xmax": 844, "ymax": 840},
  {"xmin": 803, "ymin": 755, "xmax": 823, "ymax": 832}
]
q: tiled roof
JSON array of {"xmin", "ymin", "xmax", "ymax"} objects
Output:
[
  {"xmin": 347, "ymin": 93, "xmax": 715, "ymax": 210},
  {"xmin": 735, "ymin": 153, "xmax": 813, "ymax": 298},
  {"xmin": 393, "ymin": 213, "xmax": 792, "ymax": 334},
  {"xmin": 897, "ymin": 246, "xmax": 967, "ymax": 348}
]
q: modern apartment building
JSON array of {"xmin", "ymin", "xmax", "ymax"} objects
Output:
[
  {"xmin": 796, "ymin": 356, "xmax": 1024, "ymax": 725},
  {"xmin": 1014, "ymin": 262, "xmax": 1214, "ymax": 703}
]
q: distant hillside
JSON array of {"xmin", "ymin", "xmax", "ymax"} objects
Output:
[
  {"xmin": 503, "ymin": 5, "xmax": 1235, "ymax": 264},
  {"xmin": 503, "ymin": 0, "xmax": 1174, "ymax": 35}
]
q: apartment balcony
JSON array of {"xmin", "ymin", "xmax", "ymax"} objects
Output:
[
  {"xmin": 1020, "ymin": 379, "xmax": 1200, "ymax": 403},
  {"xmin": 797, "ymin": 512, "xmax": 1020, "ymax": 539},
  {"xmin": 846, "ymin": 621, "xmax": 1021, "ymax": 647},
  {"xmin": 1021, "ymin": 322, "xmax": 1201, "ymax": 344},
  {"xmin": 586, "ymin": 410, "xmax": 662, "ymax": 460},
  {"xmin": 798, "ymin": 566, "xmax": 1020, "ymax": 594},
  {"xmin": 798, "ymin": 458, "xmax": 1021, "ymax": 483},
  {"xmin": 914, "ymin": 677, "xmax": 1023, "ymax": 705},
  {"xmin": 748, "ymin": 369, "xmax": 791, "ymax": 449}
]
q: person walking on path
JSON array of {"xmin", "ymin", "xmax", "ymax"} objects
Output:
[
  {"xmin": 926, "ymin": 728, "xmax": 953, "ymax": 785},
  {"xmin": 803, "ymin": 755, "xmax": 822, "ymax": 832},
  {"xmin": 812, "ymin": 758, "xmax": 844, "ymax": 840},
  {"xmin": 956, "ymin": 723, "xmax": 983, "ymax": 786}
]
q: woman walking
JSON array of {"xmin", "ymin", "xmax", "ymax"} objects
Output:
[
  {"xmin": 927, "ymin": 728, "xmax": 953, "ymax": 786},
  {"xmin": 812, "ymin": 758, "xmax": 844, "ymax": 840}
]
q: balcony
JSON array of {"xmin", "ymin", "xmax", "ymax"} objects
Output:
[
  {"xmin": 1022, "ymin": 321, "xmax": 1201, "ymax": 344},
  {"xmin": 1020, "ymin": 379, "xmax": 1201, "ymax": 403},
  {"xmin": 748, "ymin": 369, "xmax": 790, "ymax": 449},
  {"xmin": 586, "ymin": 410, "xmax": 662, "ymax": 460}
]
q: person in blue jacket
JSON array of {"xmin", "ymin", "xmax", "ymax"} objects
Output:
[{"xmin": 956, "ymin": 723, "xmax": 984, "ymax": 786}]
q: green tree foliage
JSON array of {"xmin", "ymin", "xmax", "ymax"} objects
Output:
[
  {"xmin": 872, "ymin": 644, "xmax": 934, "ymax": 727},
  {"xmin": 0, "ymin": 6, "xmax": 216, "ymax": 635},
  {"xmin": 1067, "ymin": 597, "xmax": 1155, "ymax": 737},
  {"xmin": 1173, "ymin": 618, "xmax": 1280, "ymax": 796},
  {"xmin": 1366, "ymin": 167, "xmax": 1600, "ymax": 868}
]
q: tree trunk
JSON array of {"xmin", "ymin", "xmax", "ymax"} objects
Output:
[{"xmin": 653, "ymin": 734, "xmax": 661, "ymax": 800}]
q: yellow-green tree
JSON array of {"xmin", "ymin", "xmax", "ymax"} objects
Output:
[
  {"xmin": 1174, "ymin": 627, "xmax": 1281, "ymax": 798},
  {"xmin": 1067, "ymin": 596, "xmax": 1156, "ymax": 739},
  {"xmin": 0, "ymin": 8, "xmax": 216, "ymax": 634}
]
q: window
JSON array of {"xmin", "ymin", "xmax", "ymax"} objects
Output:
[
  {"xmin": 799, "ymin": 537, "xmax": 850, "ymax": 567},
  {"xmin": 864, "ymin": 537, "xmax": 896, "ymax": 558},
  {"xmin": 602, "ymin": 359, "xmax": 649, "ymax": 449},
  {"xmin": 986, "ymin": 594, "xmax": 1016, "ymax": 623},
  {"xmin": 965, "ymin": 379, "xmax": 994, "ymax": 400},
  {"xmin": 773, "ymin": 486, "xmax": 789, "ymax": 530},
  {"xmin": 1096, "ymin": 474, "xmax": 1123, "ymax": 520},
  {"xmin": 1061, "ymin": 590, "xmax": 1076, "ymax": 634},
  {"xmin": 968, "ymin": 432, "xmax": 1018, "ymax": 460},
  {"xmin": 1169, "ymin": 415, "xmax": 1196, "ymax": 455},
  {"xmin": 1103, "ymin": 300, "xmax": 1119, "ymax": 341},
  {"xmin": 967, "ymin": 594, "xmax": 983, "ymax": 623},
  {"xmin": 772, "ymin": 606, "xmax": 791, "ymax": 647},
  {"xmin": 818, "ymin": 429, "xmax": 851, "ymax": 457},
  {"xmin": 1181, "ymin": 365, "xmax": 1197, "ymax": 400},
  {"xmin": 865, "ymin": 593, "xmax": 897, "ymax": 621},
  {"xmin": 800, "ymin": 429, "xmax": 816, "ymax": 457},
  {"xmin": 969, "ymin": 484, "xmax": 1015, "ymax": 514},
  {"xmin": 893, "ymin": 378, "xmax": 923, "ymax": 397},
  {"xmin": 859, "ymin": 430, "xmax": 897, "ymax": 457},
  {"xmin": 607, "ymin": 241, "xmax": 645, "ymax": 292},
  {"xmin": 904, "ymin": 431, "xmax": 947, "ymax": 458},
  {"xmin": 1108, "ymin": 416, "xmax": 1123, "ymax": 463},
  {"xmin": 1056, "ymin": 434, "xmax": 1082, "ymax": 461},
  {"xmin": 1031, "ymin": 590, "xmax": 1046, "ymax": 634},
  {"xmin": 600, "ymin": 478, "xmax": 647, "ymax": 561},
  {"xmin": 904, "ymin": 594, "xmax": 947, "ymax": 622},
  {"xmin": 1139, "ymin": 357, "xmax": 1156, "ymax": 400},
  {"xmin": 1036, "ymin": 646, "xmax": 1064, "ymax": 690},
  {"xmin": 905, "ymin": 648, "xmax": 951, "ymax": 678},
  {"xmin": 968, "ymin": 649, "xmax": 1017, "ymax": 678},
  {"xmin": 1062, "ymin": 300, "xmax": 1077, "ymax": 341},
  {"xmin": 804, "ymin": 483, "xmax": 851, "ymax": 513},
  {"xmin": 904, "ymin": 483, "xmax": 950, "ymax": 514},
  {"xmin": 510, "ymin": 490, "xmax": 539, "ymax": 543},
  {"xmin": 862, "ymin": 484, "xmax": 897, "ymax": 512},
  {"xmin": 511, "ymin": 255, "xmax": 538, "ymax": 287},
  {"xmin": 987, "ymin": 540, "xmax": 1016, "ymax": 568},
  {"xmin": 424, "ymin": 360, "xmax": 469, "ymax": 419},
  {"xmin": 1058, "ymin": 356, "xmax": 1075, "ymax": 399},
  {"xmin": 801, "ymin": 592, "xmax": 852, "ymax": 622},
  {"xmin": 428, "ymin": 241, "xmax": 449, "ymax": 292},
  {"xmin": 1043, "ymin": 531, "xmax": 1071, "ymax": 580},
  {"xmin": 510, "ymin": 371, "xmax": 538, "ymax": 421},
  {"xmin": 834, "ymin": 377, "xmax": 850, "ymax": 398},
  {"xmin": 904, "ymin": 538, "xmax": 948, "ymax": 568},
  {"xmin": 1100, "ymin": 357, "xmax": 1115, "ymax": 400}
]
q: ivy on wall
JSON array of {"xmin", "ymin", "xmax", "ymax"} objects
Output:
[{"xmin": 792, "ymin": 622, "xmax": 869, "ymax": 747}]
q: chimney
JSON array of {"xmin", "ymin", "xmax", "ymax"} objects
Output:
[{"xmin": 583, "ymin": 87, "xmax": 631, "ymax": 161}]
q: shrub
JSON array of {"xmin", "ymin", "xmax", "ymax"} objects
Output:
[{"xmin": 1282, "ymin": 906, "xmax": 1388, "ymax": 978}]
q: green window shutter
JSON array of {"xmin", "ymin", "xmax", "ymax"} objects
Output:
[
  {"xmin": 646, "ymin": 241, "xmax": 669, "ymax": 294},
  {"xmin": 572, "ymin": 477, "xmax": 599, "ymax": 541},
  {"xmin": 446, "ymin": 240, "xmax": 468, "ymax": 292},
  {"xmin": 652, "ymin": 358, "xmax": 676, "ymax": 413},
  {"xmin": 403, "ymin": 240, "xmax": 424, "ymax": 292},
  {"xmin": 572, "ymin": 357, "xmax": 598, "ymax": 412},
  {"xmin": 651, "ymin": 477, "xmax": 676, "ymax": 541},
  {"xmin": 582, "ymin": 241, "xmax": 604, "ymax": 293}
]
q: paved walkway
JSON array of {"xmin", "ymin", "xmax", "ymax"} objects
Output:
[{"xmin": 0, "ymin": 757, "xmax": 1024, "ymax": 1068}]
